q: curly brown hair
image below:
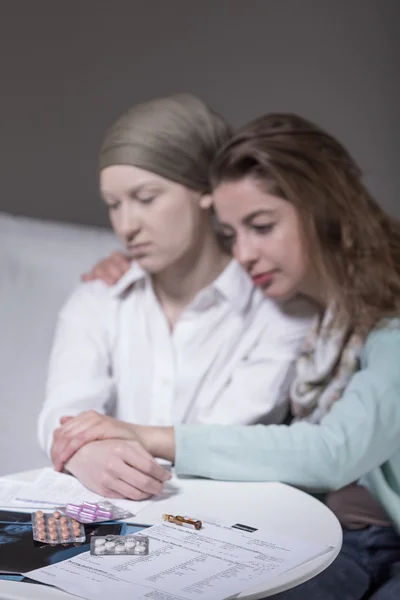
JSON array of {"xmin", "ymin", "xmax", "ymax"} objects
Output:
[{"xmin": 211, "ymin": 113, "xmax": 400, "ymax": 335}]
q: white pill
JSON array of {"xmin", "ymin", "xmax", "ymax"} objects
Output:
[
  {"xmin": 94, "ymin": 538, "xmax": 106, "ymax": 547},
  {"xmin": 125, "ymin": 540, "xmax": 136, "ymax": 550},
  {"xmin": 115, "ymin": 544, "xmax": 125, "ymax": 553},
  {"xmin": 95, "ymin": 546, "xmax": 106, "ymax": 555},
  {"xmin": 105, "ymin": 541, "xmax": 115, "ymax": 550}
]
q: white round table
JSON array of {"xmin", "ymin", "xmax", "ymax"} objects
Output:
[{"xmin": 0, "ymin": 469, "xmax": 342, "ymax": 599}]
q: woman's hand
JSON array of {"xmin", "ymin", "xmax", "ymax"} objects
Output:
[
  {"xmin": 65, "ymin": 439, "xmax": 171, "ymax": 500},
  {"xmin": 81, "ymin": 251, "xmax": 131, "ymax": 286},
  {"xmin": 51, "ymin": 411, "xmax": 138, "ymax": 472},
  {"xmin": 136, "ymin": 425, "xmax": 176, "ymax": 464}
]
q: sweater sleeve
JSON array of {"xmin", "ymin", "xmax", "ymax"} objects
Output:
[{"xmin": 174, "ymin": 325, "xmax": 400, "ymax": 492}]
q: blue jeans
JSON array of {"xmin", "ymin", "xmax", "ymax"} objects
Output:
[{"xmin": 271, "ymin": 525, "xmax": 400, "ymax": 599}]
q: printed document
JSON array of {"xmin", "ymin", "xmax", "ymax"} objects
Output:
[{"xmin": 26, "ymin": 519, "xmax": 333, "ymax": 600}]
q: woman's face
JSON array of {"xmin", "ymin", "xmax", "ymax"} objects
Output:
[
  {"xmin": 100, "ymin": 165, "xmax": 209, "ymax": 274},
  {"xmin": 213, "ymin": 177, "xmax": 310, "ymax": 301}
]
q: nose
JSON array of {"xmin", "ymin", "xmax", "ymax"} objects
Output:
[
  {"xmin": 117, "ymin": 203, "xmax": 141, "ymax": 242},
  {"xmin": 233, "ymin": 234, "xmax": 259, "ymax": 271}
]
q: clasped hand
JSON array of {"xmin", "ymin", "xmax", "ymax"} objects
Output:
[{"xmin": 50, "ymin": 411, "xmax": 171, "ymax": 500}]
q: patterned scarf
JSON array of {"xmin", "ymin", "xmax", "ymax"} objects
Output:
[{"xmin": 290, "ymin": 307, "xmax": 364, "ymax": 423}]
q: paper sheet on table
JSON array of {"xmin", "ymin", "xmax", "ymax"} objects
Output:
[
  {"xmin": 10, "ymin": 469, "xmax": 151, "ymax": 516},
  {"xmin": 0, "ymin": 480, "xmax": 32, "ymax": 509},
  {"xmin": 26, "ymin": 519, "xmax": 334, "ymax": 600}
]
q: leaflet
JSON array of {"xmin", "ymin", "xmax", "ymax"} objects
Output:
[{"xmin": 12, "ymin": 468, "xmax": 150, "ymax": 515}]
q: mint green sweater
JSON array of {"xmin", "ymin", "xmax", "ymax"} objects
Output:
[{"xmin": 175, "ymin": 324, "xmax": 400, "ymax": 532}]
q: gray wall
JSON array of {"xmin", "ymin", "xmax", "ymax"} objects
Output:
[{"xmin": 0, "ymin": 0, "xmax": 399, "ymax": 227}]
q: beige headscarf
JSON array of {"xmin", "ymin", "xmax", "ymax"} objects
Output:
[{"xmin": 99, "ymin": 93, "xmax": 232, "ymax": 193}]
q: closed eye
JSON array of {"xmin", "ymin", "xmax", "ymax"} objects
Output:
[
  {"xmin": 252, "ymin": 223, "xmax": 275, "ymax": 234},
  {"xmin": 108, "ymin": 202, "xmax": 121, "ymax": 211},
  {"xmin": 216, "ymin": 229, "xmax": 236, "ymax": 250},
  {"xmin": 137, "ymin": 196, "xmax": 155, "ymax": 205}
]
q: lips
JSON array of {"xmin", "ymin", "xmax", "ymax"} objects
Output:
[
  {"xmin": 127, "ymin": 243, "xmax": 150, "ymax": 255},
  {"xmin": 252, "ymin": 271, "xmax": 275, "ymax": 287}
]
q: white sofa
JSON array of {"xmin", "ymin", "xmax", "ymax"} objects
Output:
[{"xmin": 0, "ymin": 212, "xmax": 118, "ymax": 476}]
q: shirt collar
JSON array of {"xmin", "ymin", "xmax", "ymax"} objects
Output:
[
  {"xmin": 212, "ymin": 259, "xmax": 255, "ymax": 314},
  {"xmin": 108, "ymin": 259, "xmax": 255, "ymax": 314},
  {"xmin": 109, "ymin": 262, "xmax": 147, "ymax": 298}
]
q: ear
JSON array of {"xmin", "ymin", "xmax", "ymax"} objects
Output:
[{"xmin": 199, "ymin": 193, "xmax": 213, "ymax": 210}]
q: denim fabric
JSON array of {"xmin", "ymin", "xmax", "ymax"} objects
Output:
[{"xmin": 271, "ymin": 526, "xmax": 400, "ymax": 599}]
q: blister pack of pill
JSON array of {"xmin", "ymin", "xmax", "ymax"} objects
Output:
[
  {"xmin": 57, "ymin": 501, "xmax": 134, "ymax": 523},
  {"xmin": 90, "ymin": 534, "xmax": 149, "ymax": 556},
  {"xmin": 32, "ymin": 510, "xmax": 86, "ymax": 544}
]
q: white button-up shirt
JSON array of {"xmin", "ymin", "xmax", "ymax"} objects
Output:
[{"xmin": 38, "ymin": 260, "xmax": 314, "ymax": 456}]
